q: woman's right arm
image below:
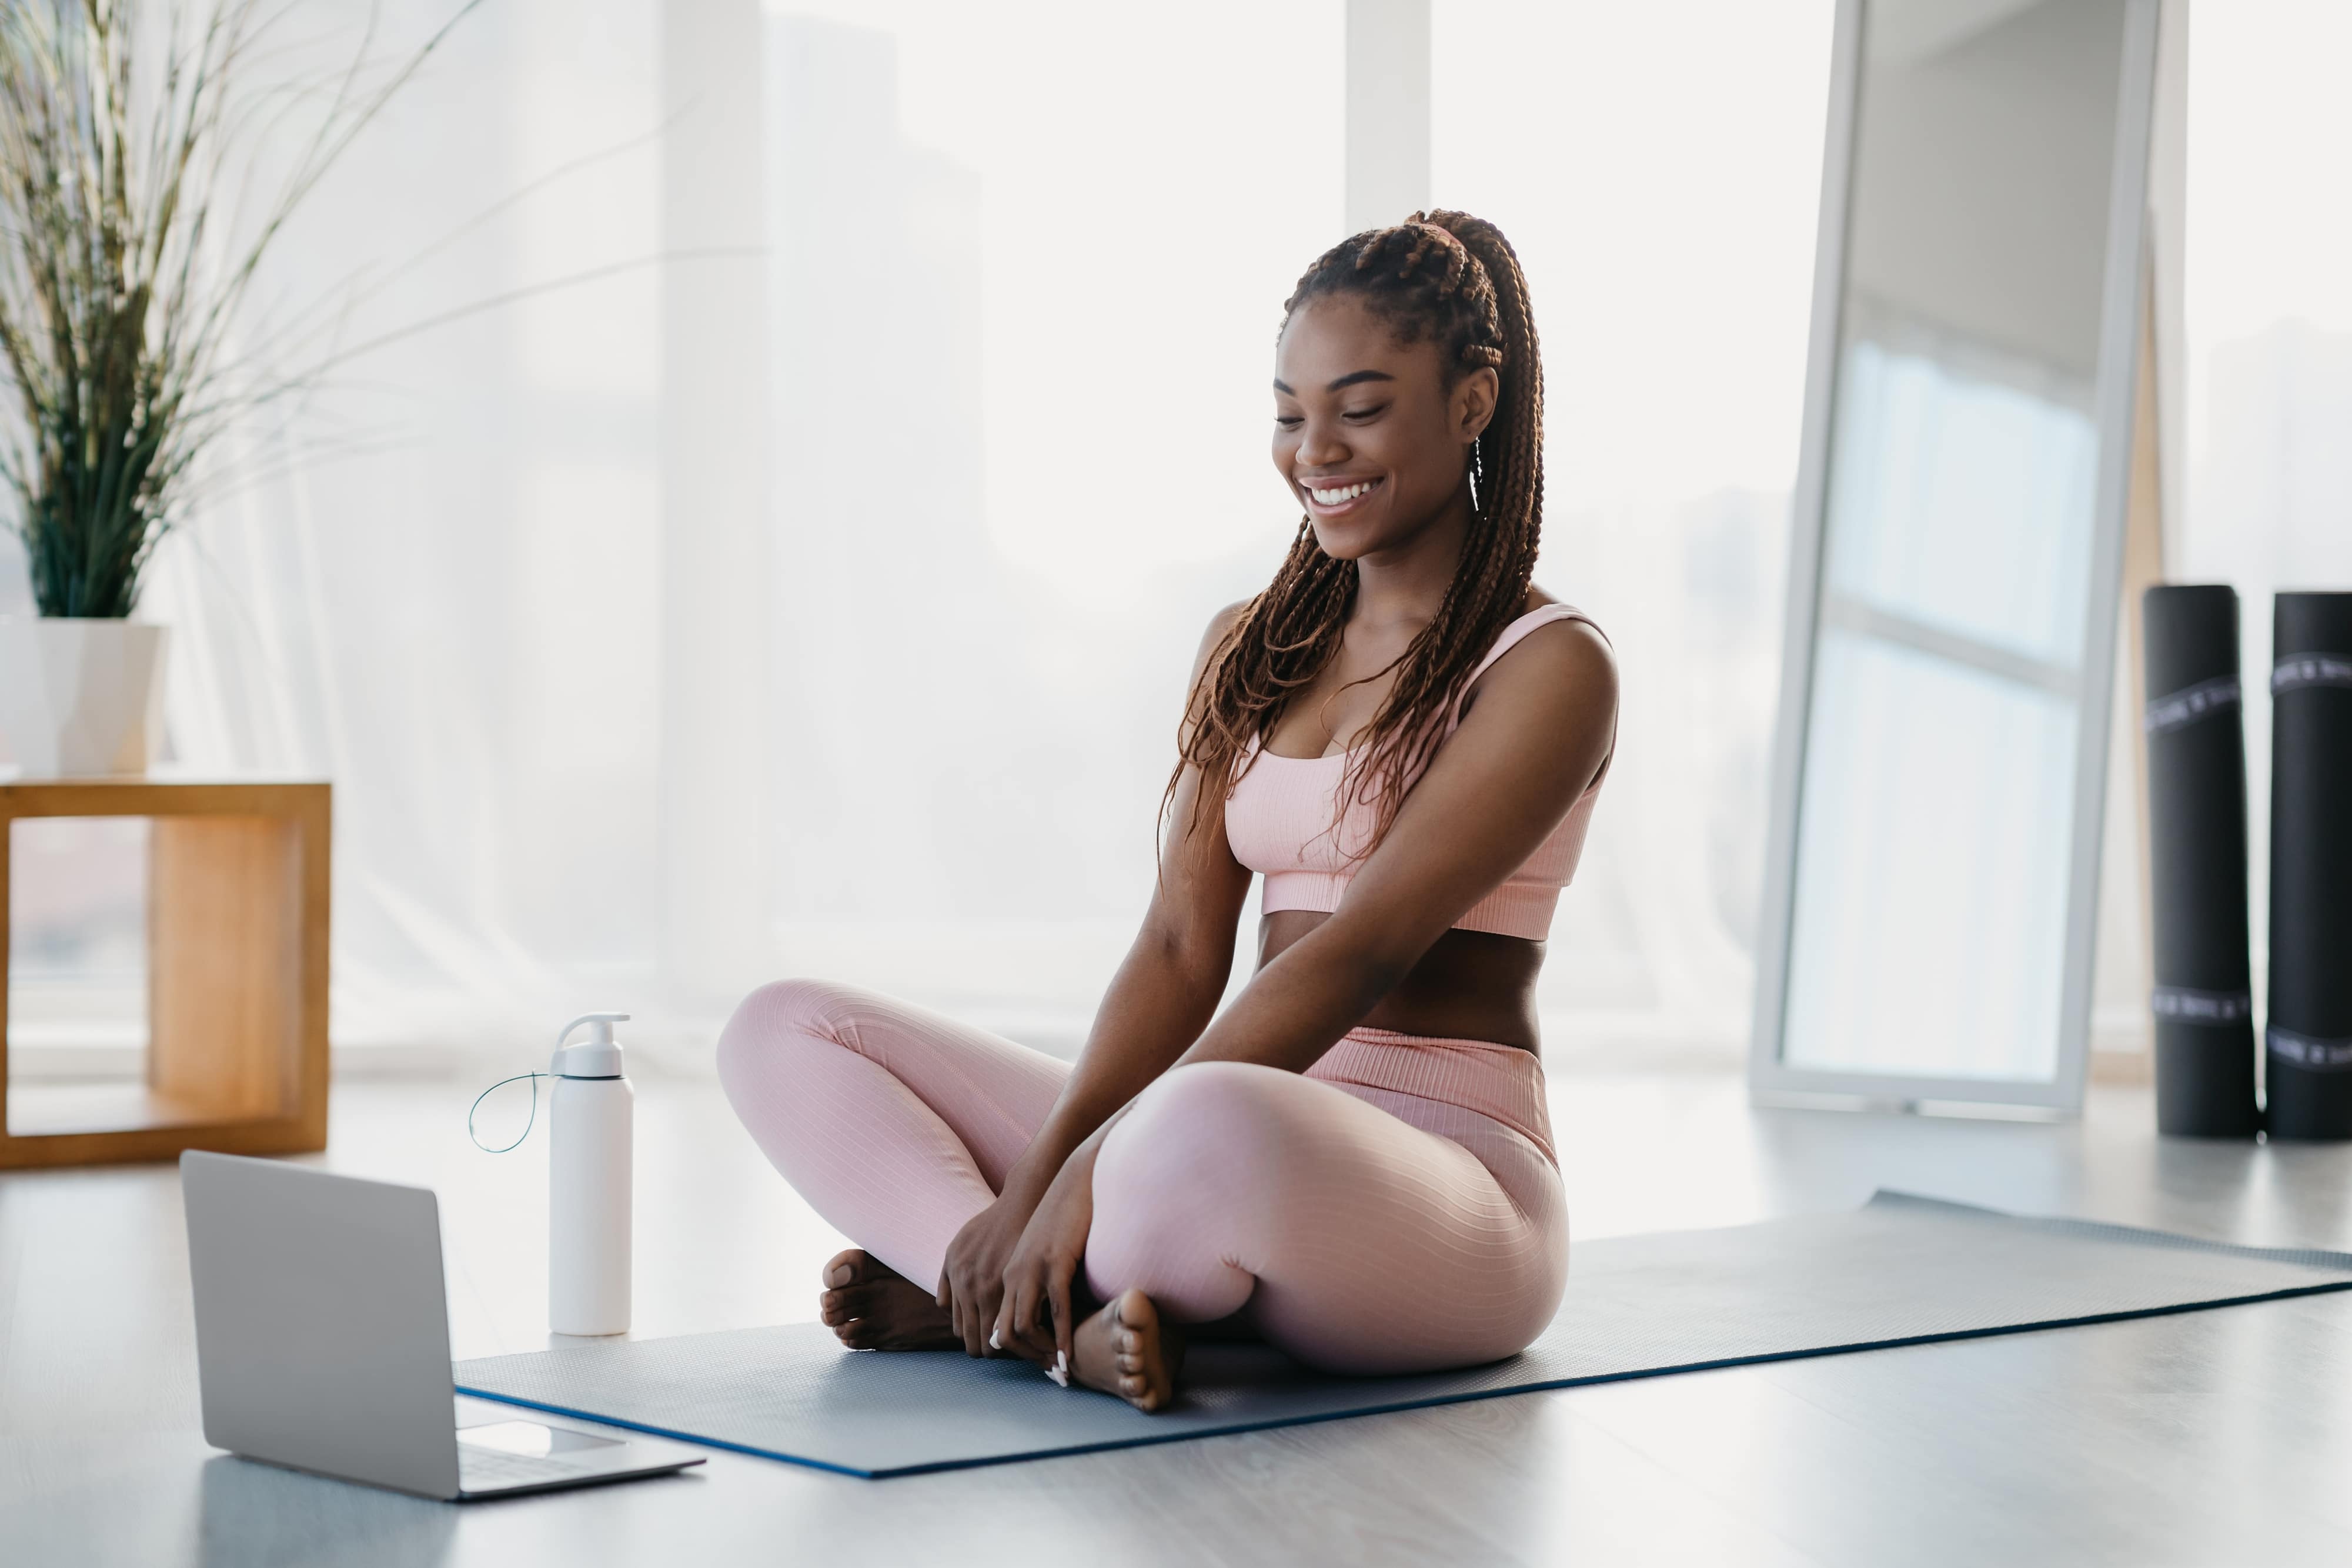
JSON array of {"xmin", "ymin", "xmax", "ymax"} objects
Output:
[{"xmin": 934, "ymin": 603, "xmax": 1255, "ymax": 1355}]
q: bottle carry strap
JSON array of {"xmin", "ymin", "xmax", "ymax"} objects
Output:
[{"xmin": 468, "ymin": 1072, "xmax": 552, "ymax": 1154}]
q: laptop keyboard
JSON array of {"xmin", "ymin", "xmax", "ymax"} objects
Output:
[{"xmin": 458, "ymin": 1446, "xmax": 593, "ymax": 1490}]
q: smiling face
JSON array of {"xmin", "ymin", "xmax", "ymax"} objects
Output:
[{"xmin": 1272, "ymin": 293, "xmax": 1499, "ymax": 561}]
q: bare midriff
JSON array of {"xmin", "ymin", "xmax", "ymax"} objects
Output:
[{"xmin": 1258, "ymin": 911, "xmax": 1544, "ymax": 1054}]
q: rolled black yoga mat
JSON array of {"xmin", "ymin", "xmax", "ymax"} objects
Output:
[
  {"xmin": 2141, "ymin": 586, "xmax": 2260, "ymax": 1137},
  {"xmin": 2267, "ymin": 591, "xmax": 2352, "ymax": 1141}
]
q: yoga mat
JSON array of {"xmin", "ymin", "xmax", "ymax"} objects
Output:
[
  {"xmin": 2141, "ymin": 585, "xmax": 2261, "ymax": 1137},
  {"xmin": 2268, "ymin": 591, "xmax": 2352, "ymax": 1140},
  {"xmin": 454, "ymin": 1193, "xmax": 2352, "ymax": 1477}
]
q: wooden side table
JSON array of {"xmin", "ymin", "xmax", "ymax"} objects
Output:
[{"xmin": 1, "ymin": 778, "xmax": 331, "ymax": 1168}]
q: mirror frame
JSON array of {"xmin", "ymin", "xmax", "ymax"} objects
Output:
[{"xmin": 1750, "ymin": 0, "xmax": 2163, "ymax": 1115}]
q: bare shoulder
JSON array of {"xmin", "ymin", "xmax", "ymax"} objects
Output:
[
  {"xmin": 1517, "ymin": 615, "xmax": 1617, "ymax": 691},
  {"xmin": 1173, "ymin": 599, "xmax": 1257, "ymax": 743},
  {"xmin": 1487, "ymin": 590, "xmax": 1618, "ymax": 701},
  {"xmin": 1201, "ymin": 597, "xmax": 1251, "ymax": 650},
  {"xmin": 1190, "ymin": 597, "xmax": 1254, "ymax": 680},
  {"xmin": 1459, "ymin": 591, "xmax": 1619, "ymax": 773}
]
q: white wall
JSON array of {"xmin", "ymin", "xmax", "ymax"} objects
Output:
[{"xmin": 2181, "ymin": 1, "xmax": 2352, "ymax": 1005}]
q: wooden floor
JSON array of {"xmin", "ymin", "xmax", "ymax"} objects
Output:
[{"xmin": 5, "ymin": 1066, "xmax": 2351, "ymax": 1566}]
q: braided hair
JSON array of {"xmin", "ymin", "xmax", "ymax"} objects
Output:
[{"xmin": 1164, "ymin": 209, "xmax": 1545, "ymax": 861}]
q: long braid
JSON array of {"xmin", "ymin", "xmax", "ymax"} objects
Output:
[{"xmin": 1166, "ymin": 210, "xmax": 1546, "ymax": 860}]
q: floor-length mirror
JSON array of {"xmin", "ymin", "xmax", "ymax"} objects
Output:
[{"xmin": 1753, "ymin": 0, "xmax": 2161, "ymax": 1112}]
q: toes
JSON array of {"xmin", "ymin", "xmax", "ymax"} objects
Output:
[
  {"xmin": 1065, "ymin": 1292, "xmax": 1177, "ymax": 1411},
  {"xmin": 824, "ymin": 1248, "xmax": 874, "ymax": 1289}
]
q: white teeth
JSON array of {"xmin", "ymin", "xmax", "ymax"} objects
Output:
[{"xmin": 1310, "ymin": 480, "xmax": 1373, "ymax": 506}]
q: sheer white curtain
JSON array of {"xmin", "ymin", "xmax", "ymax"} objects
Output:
[
  {"xmin": 13, "ymin": 0, "xmax": 1344, "ymax": 1065},
  {"xmin": 46, "ymin": 2, "xmax": 2342, "ymax": 1073},
  {"xmin": 756, "ymin": 2, "xmax": 1345, "ymax": 1050},
  {"xmin": 5, "ymin": 0, "xmax": 1847, "ymax": 1068},
  {"xmin": 122, "ymin": 0, "xmax": 664, "ymax": 1059},
  {"xmin": 1432, "ymin": 1, "xmax": 1836, "ymax": 1058},
  {"xmin": 753, "ymin": 0, "xmax": 1847, "ymax": 1064}
]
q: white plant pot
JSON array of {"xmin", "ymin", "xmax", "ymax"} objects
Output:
[{"xmin": 0, "ymin": 617, "xmax": 169, "ymax": 777}]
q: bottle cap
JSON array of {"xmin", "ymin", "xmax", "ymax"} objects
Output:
[{"xmin": 550, "ymin": 1012, "xmax": 630, "ymax": 1078}]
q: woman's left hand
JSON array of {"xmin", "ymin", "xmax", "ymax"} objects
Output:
[{"xmin": 993, "ymin": 1140, "xmax": 1097, "ymax": 1374}]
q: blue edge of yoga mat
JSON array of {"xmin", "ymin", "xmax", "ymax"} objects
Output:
[{"xmin": 454, "ymin": 1192, "xmax": 2352, "ymax": 1479}]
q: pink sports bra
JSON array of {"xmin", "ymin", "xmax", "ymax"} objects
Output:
[{"xmin": 1223, "ymin": 604, "xmax": 1611, "ymax": 941}]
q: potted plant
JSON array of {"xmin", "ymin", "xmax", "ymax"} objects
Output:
[{"xmin": 0, "ymin": 0, "xmax": 466, "ymax": 775}]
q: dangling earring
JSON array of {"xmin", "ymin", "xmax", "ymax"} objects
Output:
[{"xmin": 1468, "ymin": 436, "xmax": 1486, "ymax": 514}]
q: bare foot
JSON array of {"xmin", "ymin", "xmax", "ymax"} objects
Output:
[
  {"xmin": 818, "ymin": 1250, "xmax": 958, "ymax": 1351},
  {"xmin": 1071, "ymin": 1288, "xmax": 1184, "ymax": 1412}
]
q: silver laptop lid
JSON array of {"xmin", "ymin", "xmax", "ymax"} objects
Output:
[{"xmin": 182, "ymin": 1152, "xmax": 460, "ymax": 1499}]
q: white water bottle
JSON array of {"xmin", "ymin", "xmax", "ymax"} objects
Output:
[{"xmin": 548, "ymin": 1012, "xmax": 633, "ymax": 1336}]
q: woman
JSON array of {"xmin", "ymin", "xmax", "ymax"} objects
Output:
[{"xmin": 717, "ymin": 210, "xmax": 1617, "ymax": 1412}]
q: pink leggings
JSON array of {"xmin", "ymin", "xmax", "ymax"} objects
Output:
[{"xmin": 716, "ymin": 979, "xmax": 1569, "ymax": 1375}]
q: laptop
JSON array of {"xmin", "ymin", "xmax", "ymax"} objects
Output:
[{"xmin": 181, "ymin": 1151, "xmax": 705, "ymax": 1500}]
